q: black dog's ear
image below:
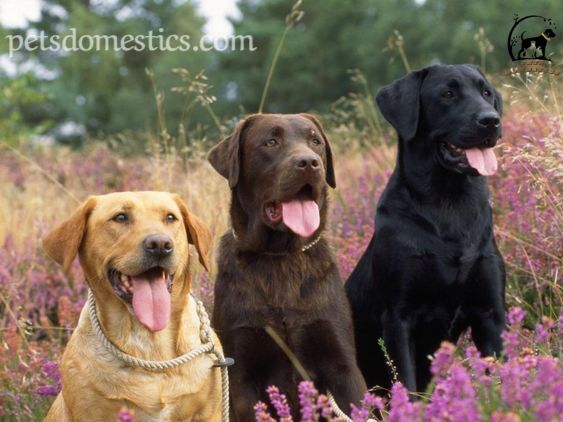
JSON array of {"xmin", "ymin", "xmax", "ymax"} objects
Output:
[
  {"xmin": 376, "ymin": 69, "xmax": 427, "ymax": 142},
  {"xmin": 208, "ymin": 115, "xmax": 256, "ymax": 188},
  {"xmin": 300, "ymin": 113, "xmax": 336, "ymax": 188}
]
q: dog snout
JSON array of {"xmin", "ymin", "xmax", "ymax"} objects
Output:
[
  {"xmin": 143, "ymin": 233, "xmax": 174, "ymax": 258},
  {"xmin": 476, "ymin": 111, "xmax": 500, "ymax": 129},
  {"xmin": 295, "ymin": 155, "xmax": 321, "ymax": 173}
]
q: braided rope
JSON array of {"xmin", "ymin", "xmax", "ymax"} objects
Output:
[
  {"xmin": 328, "ymin": 392, "xmax": 376, "ymax": 422},
  {"xmin": 87, "ymin": 289, "xmax": 230, "ymax": 422},
  {"xmin": 327, "ymin": 392, "xmax": 353, "ymax": 422}
]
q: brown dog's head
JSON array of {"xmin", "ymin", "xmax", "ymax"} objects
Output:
[
  {"xmin": 42, "ymin": 192, "xmax": 211, "ymax": 332},
  {"xmin": 208, "ymin": 113, "xmax": 335, "ymax": 250}
]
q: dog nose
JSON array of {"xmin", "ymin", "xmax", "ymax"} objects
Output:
[
  {"xmin": 143, "ymin": 233, "xmax": 173, "ymax": 257},
  {"xmin": 295, "ymin": 155, "xmax": 321, "ymax": 171},
  {"xmin": 476, "ymin": 112, "xmax": 500, "ymax": 129}
]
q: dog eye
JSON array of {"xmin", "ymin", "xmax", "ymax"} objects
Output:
[
  {"xmin": 442, "ymin": 90, "xmax": 454, "ymax": 98},
  {"xmin": 166, "ymin": 213, "xmax": 177, "ymax": 222},
  {"xmin": 483, "ymin": 89, "xmax": 492, "ymax": 97},
  {"xmin": 112, "ymin": 213, "xmax": 129, "ymax": 223},
  {"xmin": 311, "ymin": 138, "xmax": 321, "ymax": 146},
  {"xmin": 264, "ymin": 139, "xmax": 278, "ymax": 147}
]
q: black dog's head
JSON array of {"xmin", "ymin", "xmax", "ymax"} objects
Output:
[
  {"xmin": 543, "ymin": 29, "xmax": 556, "ymax": 39},
  {"xmin": 208, "ymin": 114, "xmax": 335, "ymax": 247},
  {"xmin": 376, "ymin": 64, "xmax": 503, "ymax": 177}
]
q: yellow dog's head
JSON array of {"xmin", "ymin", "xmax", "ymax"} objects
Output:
[{"xmin": 43, "ymin": 192, "xmax": 211, "ymax": 332}]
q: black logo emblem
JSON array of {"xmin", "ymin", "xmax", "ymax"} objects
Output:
[{"xmin": 508, "ymin": 15, "xmax": 557, "ymax": 61}]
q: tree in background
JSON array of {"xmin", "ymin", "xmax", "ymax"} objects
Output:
[
  {"xmin": 17, "ymin": 0, "xmax": 209, "ymax": 138},
  {"xmin": 216, "ymin": 0, "xmax": 560, "ymax": 115}
]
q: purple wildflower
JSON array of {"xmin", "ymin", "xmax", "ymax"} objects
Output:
[
  {"xmin": 254, "ymin": 402, "xmax": 276, "ymax": 422},
  {"xmin": 387, "ymin": 382, "xmax": 420, "ymax": 422},
  {"xmin": 298, "ymin": 381, "xmax": 318, "ymax": 422},
  {"xmin": 266, "ymin": 386, "xmax": 293, "ymax": 421},
  {"xmin": 431, "ymin": 342, "xmax": 456, "ymax": 378},
  {"xmin": 507, "ymin": 307, "xmax": 526, "ymax": 326},
  {"xmin": 425, "ymin": 363, "xmax": 480, "ymax": 422},
  {"xmin": 351, "ymin": 391, "xmax": 384, "ymax": 421}
]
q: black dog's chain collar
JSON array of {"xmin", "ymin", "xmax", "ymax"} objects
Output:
[{"xmin": 230, "ymin": 227, "xmax": 322, "ymax": 253}]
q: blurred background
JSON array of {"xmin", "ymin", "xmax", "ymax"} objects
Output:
[{"xmin": 0, "ymin": 0, "xmax": 560, "ymax": 148}]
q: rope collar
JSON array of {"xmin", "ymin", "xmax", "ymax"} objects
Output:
[
  {"xmin": 87, "ymin": 289, "xmax": 230, "ymax": 421},
  {"xmin": 231, "ymin": 227, "xmax": 322, "ymax": 253}
]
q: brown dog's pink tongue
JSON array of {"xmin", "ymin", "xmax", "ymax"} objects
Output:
[
  {"xmin": 131, "ymin": 272, "xmax": 170, "ymax": 332},
  {"xmin": 281, "ymin": 199, "xmax": 320, "ymax": 238},
  {"xmin": 465, "ymin": 148, "xmax": 498, "ymax": 176}
]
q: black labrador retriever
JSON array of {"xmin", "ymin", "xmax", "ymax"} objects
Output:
[{"xmin": 345, "ymin": 64, "xmax": 506, "ymax": 393}]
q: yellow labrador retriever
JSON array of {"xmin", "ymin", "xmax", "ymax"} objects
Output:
[{"xmin": 42, "ymin": 192, "xmax": 224, "ymax": 421}]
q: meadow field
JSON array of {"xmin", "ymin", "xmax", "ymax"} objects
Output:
[{"xmin": 0, "ymin": 72, "xmax": 561, "ymax": 420}]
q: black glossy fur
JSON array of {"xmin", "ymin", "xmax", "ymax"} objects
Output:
[{"xmin": 345, "ymin": 64, "xmax": 506, "ymax": 393}]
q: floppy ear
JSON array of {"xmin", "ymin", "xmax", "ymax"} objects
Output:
[
  {"xmin": 376, "ymin": 69, "xmax": 427, "ymax": 142},
  {"xmin": 173, "ymin": 195, "xmax": 212, "ymax": 272},
  {"xmin": 42, "ymin": 197, "xmax": 96, "ymax": 273},
  {"xmin": 300, "ymin": 113, "xmax": 336, "ymax": 188},
  {"xmin": 208, "ymin": 115, "xmax": 257, "ymax": 188}
]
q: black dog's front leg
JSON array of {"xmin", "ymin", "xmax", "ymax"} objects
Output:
[
  {"xmin": 381, "ymin": 310, "xmax": 417, "ymax": 392},
  {"xmin": 466, "ymin": 255, "xmax": 506, "ymax": 357}
]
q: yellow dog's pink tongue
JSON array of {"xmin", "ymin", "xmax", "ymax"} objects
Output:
[
  {"xmin": 465, "ymin": 147, "xmax": 498, "ymax": 176},
  {"xmin": 281, "ymin": 199, "xmax": 320, "ymax": 238},
  {"xmin": 131, "ymin": 272, "xmax": 170, "ymax": 332}
]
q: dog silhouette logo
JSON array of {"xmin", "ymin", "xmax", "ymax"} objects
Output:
[{"xmin": 508, "ymin": 14, "xmax": 557, "ymax": 61}]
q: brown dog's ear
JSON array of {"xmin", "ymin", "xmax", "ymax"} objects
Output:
[
  {"xmin": 208, "ymin": 115, "xmax": 257, "ymax": 188},
  {"xmin": 376, "ymin": 68, "xmax": 428, "ymax": 142},
  {"xmin": 42, "ymin": 197, "xmax": 96, "ymax": 273},
  {"xmin": 173, "ymin": 195, "xmax": 212, "ymax": 272},
  {"xmin": 300, "ymin": 113, "xmax": 336, "ymax": 188}
]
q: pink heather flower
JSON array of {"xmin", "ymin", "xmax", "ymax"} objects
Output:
[
  {"xmin": 465, "ymin": 346, "xmax": 496, "ymax": 387},
  {"xmin": 534, "ymin": 316, "xmax": 555, "ymax": 344},
  {"xmin": 425, "ymin": 364, "xmax": 480, "ymax": 422},
  {"xmin": 315, "ymin": 393, "xmax": 335, "ymax": 419},
  {"xmin": 266, "ymin": 386, "xmax": 293, "ymax": 422},
  {"xmin": 350, "ymin": 391, "xmax": 384, "ymax": 421},
  {"xmin": 387, "ymin": 382, "xmax": 420, "ymax": 422},
  {"xmin": 35, "ymin": 359, "xmax": 62, "ymax": 397},
  {"xmin": 507, "ymin": 307, "xmax": 526, "ymax": 326},
  {"xmin": 117, "ymin": 407, "xmax": 135, "ymax": 422},
  {"xmin": 254, "ymin": 401, "xmax": 276, "ymax": 422},
  {"xmin": 531, "ymin": 356, "xmax": 563, "ymax": 421},
  {"xmin": 298, "ymin": 381, "xmax": 318, "ymax": 422},
  {"xmin": 498, "ymin": 356, "xmax": 535, "ymax": 410},
  {"xmin": 501, "ymin": 329, "xmax": 521, "ymax": 360},
  {"xmin": 431, "ymin": 341, "xmax": 456, "ymax": 378}
]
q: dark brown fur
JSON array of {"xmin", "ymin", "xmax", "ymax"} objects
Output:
[{"xmin": 208, "ymin": 114, "xmax": 366, "ymax": 420}]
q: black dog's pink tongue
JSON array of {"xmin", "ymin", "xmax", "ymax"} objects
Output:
[
  {"xmin": 465, "ymin": 148, "xmax": 498, "ymax": 176},
  {"xmin": 281, "ymin": 199, "xmax": 320, "ymax": 238},
  {"xmin": 131, "ymin": 271, "xmax": 170, "ymax": 332}
]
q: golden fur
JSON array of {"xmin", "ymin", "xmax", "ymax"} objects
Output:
[{"xmin": 42, "ymin": 191, "xmax": 223, "ymax": 421}]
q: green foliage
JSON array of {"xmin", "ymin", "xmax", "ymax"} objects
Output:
[{"xmin": 0, "ymin": 73, "xmax": 51, "ymax": 144}]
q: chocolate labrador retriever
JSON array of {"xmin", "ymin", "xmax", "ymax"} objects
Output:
[
  {"xmin": 42, "ymin": 192, "xmax": 224, "ymax": 421},
  {"xmin": 346, "ymin": 65, "xmax": 506, "ymax": 393},
  {"xmin": 208, "ymin": 114, "xmax": 366, "ymax": 419}
]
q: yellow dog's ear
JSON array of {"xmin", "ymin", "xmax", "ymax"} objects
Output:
[
  {"xmin": 42, "ymin": 197, "xmax": 96, "ymax": 273},
  {"xmin": 173, "ymin": 195, "xmax": 212, "ymax": 272}
]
